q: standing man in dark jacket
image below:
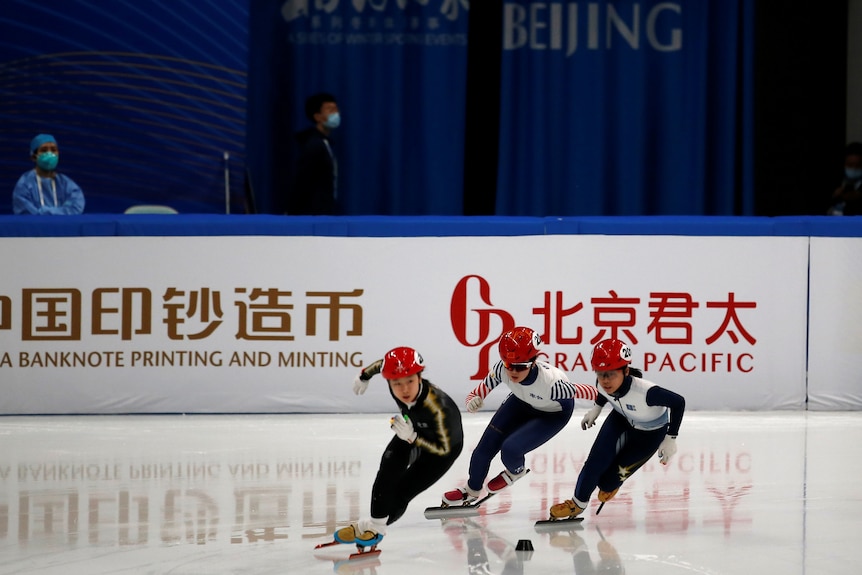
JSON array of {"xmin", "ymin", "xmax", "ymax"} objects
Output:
[{"xmin": 290, "ymin": 92, "xmax": 340, "ymax": 214}]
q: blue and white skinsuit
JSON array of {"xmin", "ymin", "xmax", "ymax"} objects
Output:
[
  {"xmin": 572, "ymin": 374, "xmax": 685, "ymax": 507},
  {"xmin": 463, "ymin": 360, "xmax": 598, "ymax": 492}
]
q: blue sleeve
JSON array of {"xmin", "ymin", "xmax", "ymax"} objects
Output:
[
  {"xmin": 12, "ymin": 172, "xmax": 41, "ymax": 215},
  {"xmin": 12, "ymin": 172, "xmax": 85, "ymax": 215},
  {"xmin": 57, "ymin": 175, "xmax": 85, "ymax": 214},
  {"xmin": 646, "ymin": 386, "xmax": 685, "ymax": 436}
]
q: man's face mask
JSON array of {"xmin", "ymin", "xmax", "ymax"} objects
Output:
[
  {"xmin": 36, "ymin": 152, "xmax": 59, "ymax": 171},
  {"xmin": 324, "ymin": 112, "xmax": 341, "ymax": 129}
]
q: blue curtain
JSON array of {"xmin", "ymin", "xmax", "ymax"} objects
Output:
[
  {"xmin": 495, "ymin": 0, "xmax": 755, "ymax": 216},
  {"xmin": 247, "ymin": 0, "xmax": 469, "ymax": 215}
]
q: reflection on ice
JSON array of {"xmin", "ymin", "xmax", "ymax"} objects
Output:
[{"xmin": 0, "ymin": 412, "xmax": 860, "ymax": 574}]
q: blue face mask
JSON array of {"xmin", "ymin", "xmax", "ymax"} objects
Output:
[
  {"xmin": 324, "ymin": 112, "xmax": 340, "ymax": 129},
  {"xmin": 845, "ymin": 167, "xmax": 862, "ymax": 180},
  {"xmin": 36, "ymin": 152, "xmax": 59, "ymax": 171}
]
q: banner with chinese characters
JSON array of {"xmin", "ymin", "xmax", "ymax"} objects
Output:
[{"xmin": 0, "ymin": 234, "xmax": 808, "ymax": 414}]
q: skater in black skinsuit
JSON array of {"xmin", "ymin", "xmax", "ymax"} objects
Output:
[{"xmin": 333, "ymin": 346, "xmax": 464, "ymax": 547}]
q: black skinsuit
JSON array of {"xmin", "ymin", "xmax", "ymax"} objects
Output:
[{"xmin": 359, "ymin": 360, "xmax": 464, "ymax": 524}]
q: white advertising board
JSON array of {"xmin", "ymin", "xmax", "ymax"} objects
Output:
[
  {"xmin": 0, "ymin": 235, "xmax": 809, "ymax": 414},
  {"xmin": 807, "ymin": 237, "xmax": 862, "ymax": 410}
]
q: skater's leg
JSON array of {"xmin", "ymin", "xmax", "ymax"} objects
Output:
[
  {"xmin": 549, "ymin": 414, "xmax": 627, "ymax": 520},
  {"xmin": 573, "ymin": 411, "xmax": 629, "ymax": 505},
  {"xmin": 368, "ymin": 437, "xmax": 413, "ymax": 523},
  {"xmin": 596, "ymin": 426, "xmax": 665, "ymax": 496},
  {"xmin": 385, "ymin": 448, "xmax": 461, "ymax": 524},
  {"xmin": 485, "ymin": 406, "xmax": 572, "ymax": 493},
  {"xmin": 466, "ymin": 398, "xmax": 526, "ymax": 490},
  {"xmin": 498, "ymin": 406, "xmax": 572, "ymax": 475},
  {"xmin": 337, "ymin": 438, "xmax": 411, "ymax": 544}
]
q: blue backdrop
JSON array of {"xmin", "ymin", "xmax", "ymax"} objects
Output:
[
  {"xmin": 0, "ymin": 0, "xmax": 248, "ymax": 214},
  {"xmin": 246, "ymin": 0, "xmax": 469, "ymax": 215},
  {"xmin": 0, "ymin": 1, "xmax": 758, "ymax": 216},
  {"xmin": 495, "ymin": 0, "xmax": 755, "ymax": 216}
]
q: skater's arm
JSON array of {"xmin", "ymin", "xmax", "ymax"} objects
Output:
[
  {"xmin": 352, "ymin": 358, "xmax": 384, "ymax": 395},
  {"xmin": 360, "ymin": 359, "xmax": 383, "ymax": 380},
  {"xmin": 551, "ymin": 380, "xmax": 598, "ymax": 402},
  {"xmin": 412, "ymin": 392, "xmax": 459, "ymax": 456},
  {"xmin": 465, "ymin": 381, "xmax": 493, "ymax": 403},
  {"xmin": 574, "ymin": 382, "xmax": 598, "ymax": 401},
  {"xmin": 580, "ymin": 386, "xmax": 612, "ymax": 429},
  {"xmin": 464, "ymin": 366, "xmax": 503, "ymax": 412},
  {"xmin": 464, "ymin": 381, "xmax": 492, "ymax": 412},
  {"xmin": 646, "ymin": 387, "xmax": 685, "ymax": 436}
]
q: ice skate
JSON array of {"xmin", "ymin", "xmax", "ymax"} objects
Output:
[
  {"xmin": 486, "ymin": 467, "xmax": 529, "ymax": 493},
  {"xmin": 598, "ymin": 487, "xmax": 619, "ymax": 503},
  {"xmin": 316, "ymin": 520, "xmax": 384, "ymax": 558},
  {"xmin": 442, "ymin": 485, "xmax": 481, "ymax": 507},
  {"xmin": 333, "ymin": 522, "xmax": 359, "ymax": 544},
  {"xmin": 425, "ymin": 486, "xmax": 488, "ymax": 519},
  {"xmin": 549, "ymin": 499, "xmax": 585, "ymax": 520},
  {"xmin": 355, "ymin": 526, "xmax": 384, "ymax": 548},
  {"xmin": 594, "ymin": 487, "xmax": 620, "ymax": 515},
  {"xmin": 534, "ymin": 498, "xmax": 586, "ymax": 530}
]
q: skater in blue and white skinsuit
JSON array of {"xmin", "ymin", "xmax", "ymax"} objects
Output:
[
  {"xmin": 443, "ymin": 326, "xmax": 597, "ymax": 505},
  {"xmin": 550, "ymin": 338, "xmax": 685, "ymax": 520}
]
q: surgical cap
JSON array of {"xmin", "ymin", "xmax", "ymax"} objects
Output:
[{"xmin": 30, "ymin": 134, "xmax": 56, "ymax": 156}]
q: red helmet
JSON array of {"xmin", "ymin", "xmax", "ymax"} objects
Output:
[
  {"xmin": 590, "ymin": 339, "xmax": 632, "ymax": 371},
  {"xmin": 498, "ymin": 326, "xmax": 542, "ymax": 364},
  {"xmin": 381, "ymin": 347, "xmax": 425, "ymax": 379}
]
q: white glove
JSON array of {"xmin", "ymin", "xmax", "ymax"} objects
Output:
[
  {"xmin": 581, "ymin": 404, "xmax": 602, "ymax": 430},
  {"xmin": 353, "ymin": 374, "xmax": 369, "ymax": 395},
  {"xmin": 657, "ymin": 435, "xmax": 677, "ymax": 465},
  {"xmin": 390, "ymin": 414, "xmax": 417, "ymax": 444},
  {"xmin": 466, "ymin": 395, "xmax": 484, "ymax": 413}
]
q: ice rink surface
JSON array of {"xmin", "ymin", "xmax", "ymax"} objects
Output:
[{"xmin": 1, "ymin": 411, "xmax": 860, "ymax": 575}]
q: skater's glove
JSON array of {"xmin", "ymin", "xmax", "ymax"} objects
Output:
[
  {"xmin": 391, "ymin": 414, "xmax": 417, "ymax": 444},
  {"xmin": 466, "ymin": 395, "xmax": 484, "ymax": 413},
  {"xmin": 657, "ymin": 435, "xmax": 677, "ymax": 465},
  {"xmin": 353, "ymin": 373, "xmax": 370, "ymax": 395},
  {"xmin": 581, "ymin": 404, "xmax": 602, "ymax": 430}
]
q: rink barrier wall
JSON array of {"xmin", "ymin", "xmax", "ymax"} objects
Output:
[
  {"xmin": 0, "ymin": 215, "xmax": 860, "ymax": 413},
  {"xmin": 0, "ymin": 214, "xmax": 861, "ymax": 238}
]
